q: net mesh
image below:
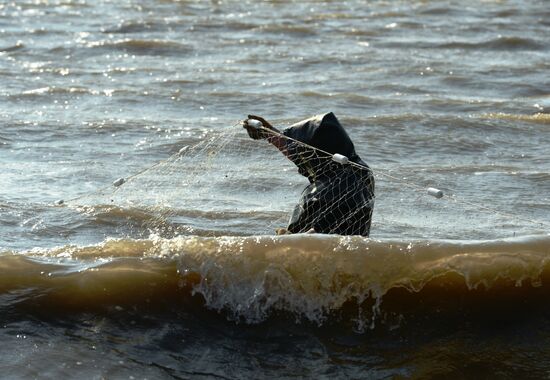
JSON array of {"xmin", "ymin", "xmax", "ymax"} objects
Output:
[
  {"xmin": 67, "ymin": 121, "xmax": 549, "ymax": 240},
  {"xmin": 70, "ymin": 122, "xmax": 376, "ymax": 238}
]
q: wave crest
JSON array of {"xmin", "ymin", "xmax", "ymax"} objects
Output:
[{"xmin": 4, "ymin": 234, "xmax": 550, "ymax": 329}]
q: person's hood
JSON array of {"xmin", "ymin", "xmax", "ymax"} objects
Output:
[
  {"xmin": 282, "ymin": 112, "xmax": 367, "ymax": 180},
  {"xmin": 283, "ymin": 112, "xmax": 365, "ymax": 162}
]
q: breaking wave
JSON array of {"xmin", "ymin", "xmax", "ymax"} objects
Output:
[{"xmin": 3, "ymin": 234, "xmax": 549, "ymax": 330}]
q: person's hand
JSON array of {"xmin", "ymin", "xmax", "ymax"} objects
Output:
[
  {"xmin": 243, "ymin": 115, "xmax": 274, "ymax": 140},
  {"xmin": 247, "ymin": 115, "xmax": 273, "ymax": 129}
]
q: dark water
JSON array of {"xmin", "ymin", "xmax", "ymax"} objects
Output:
[{"xmin": 1, "ymin": 0, "xmax": 550, "ymax": 378}]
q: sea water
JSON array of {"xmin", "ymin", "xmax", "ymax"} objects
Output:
[{"xmin": 1, "ymin": 1, "xmax": 549, "ymax": 379}]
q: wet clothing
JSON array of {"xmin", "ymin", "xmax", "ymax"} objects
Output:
[{"xmin": 282, "ymin": 112, "xmax": 375, "ymax": 236}]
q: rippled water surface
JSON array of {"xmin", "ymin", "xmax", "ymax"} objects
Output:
[{"xmin": 1, "ymin": 0, "xmax": 550, "ymax": 379}]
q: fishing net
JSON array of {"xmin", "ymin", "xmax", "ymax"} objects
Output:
[
  {"xmin": 65, "ymin": 118, "xmax": 548, "ymax": 240},
  {"xmin": 66, "ymin": 118, "xmax": 379, "ymax": 238}
]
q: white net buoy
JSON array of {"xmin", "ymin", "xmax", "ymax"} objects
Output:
[
  {"xmin": 331, "ymin": 153, "xmax": 349, "ymax": 165},
  {"xmin": 427, "ymin": 187, "xmax": 444, "ymax": 198},
  {"xmin": 245, "ymin": 119, "xmax": 263, "ymax": 129},
  {"xmin": 113, "ymin": 178, "xmax": 125, "ymax": 187}
]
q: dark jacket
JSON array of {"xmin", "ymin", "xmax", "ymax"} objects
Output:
[{"xmin": 282, "ymin": 112, "xmax": 375, "ymax": 236}]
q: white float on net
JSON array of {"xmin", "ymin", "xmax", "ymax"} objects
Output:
[
  {"xmin": 113, "ymin": 178, "xmax": 125, "ymax": 187},
  {"xmin": 245, "ymin": 119, "xmax": 263, "ymax": 129},
  {"xmin": 427, "ymin": 187, "xmax": 444, "ymax": 198},
  {"xmin": 331, "ymin": 153, "xmax": 349, "ymax": 165}
]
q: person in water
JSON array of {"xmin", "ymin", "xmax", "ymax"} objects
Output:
[{"xmin": 243, "ymin": 112, "xmax": 375, "ymax": 237}]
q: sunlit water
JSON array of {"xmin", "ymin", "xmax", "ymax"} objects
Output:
[{"xmin": 1, "ymin": 0, "xmax": 549, "ymax": 379}]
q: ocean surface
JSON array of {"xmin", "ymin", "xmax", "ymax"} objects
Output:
[{"xmin": 1, "ymin": 0, "xmax": 550, "ymax": 378}]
